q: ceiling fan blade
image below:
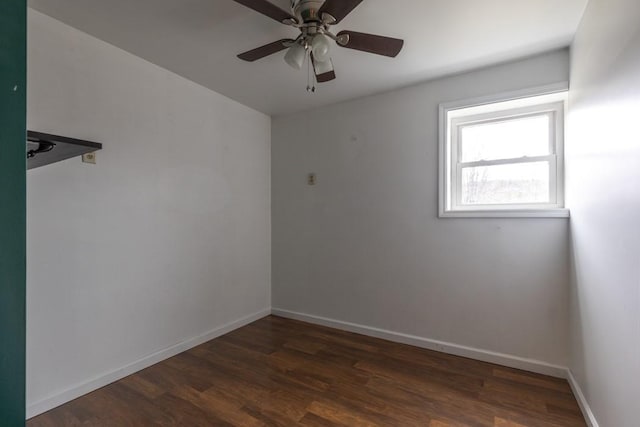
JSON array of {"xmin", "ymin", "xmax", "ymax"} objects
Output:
[
  {"xmin": 316, "ymin": 69, "xmax": 336, "ymax": 83},
  {"xmin": 238, "ymin": 39, "xmax": 294, "ymax": 62},
  {"xmin": 311, "ymin": 54, "xmax": 336, "ymax": 83},
  {"xmin": 232, "ymin": 0, "xmax": 296, "ymax": 24},
  {"xmin": 337, "ymin": 30, "xmax": 404, "ymax": 57},
  {"xmin": 318, "ymin": 0, "xmax": 364, "ymax": 24}
]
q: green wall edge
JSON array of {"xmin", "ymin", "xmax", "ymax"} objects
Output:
[{"xmin": 0, "ymin": 0, "xmax": 27, "ymax": 424}]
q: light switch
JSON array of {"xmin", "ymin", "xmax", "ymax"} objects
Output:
[{"xmin": 308, "ymin": 173, "xmax": 316, "ymax": 186}]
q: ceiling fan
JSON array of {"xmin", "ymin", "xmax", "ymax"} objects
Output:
[{"xmin": 233, "ymin": 0, "xmax": 404, "ymax": 90}]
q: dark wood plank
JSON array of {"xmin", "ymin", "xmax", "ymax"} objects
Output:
[{"xmin": 28, "ymin": 316, "xmax": 587, "ymax": 426}]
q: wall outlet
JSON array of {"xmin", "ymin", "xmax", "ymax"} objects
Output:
[
  {"xmin": 307, "ymin": 173, "xmax": 316, "ymax": 186},
  {"xmin": 82, "ymin": 152, "xmax": 97, "ymax": 164}
]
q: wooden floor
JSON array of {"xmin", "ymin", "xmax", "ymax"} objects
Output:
[{"xmin": 28, "ymin": 316, "xmax": 586, "ymax": 426}]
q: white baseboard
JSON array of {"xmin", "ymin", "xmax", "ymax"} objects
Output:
[
  {"xmin": 30, "ymin": 308, "xmax": 596, "ymax": 424},
  {"xmin": 271, "ymin": 308, "xmax": 567, "ymax": 378},
  {"xmin": 27, "ymin": 308, "xmax": 271, "ymax": 419},
  {"xmin": 567, "ymin": 370, "xmax": 599, "ymax": 427}
]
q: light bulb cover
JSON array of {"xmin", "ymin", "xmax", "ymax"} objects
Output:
[
  {"xmin": 313, "ymin": 57, "xmax": 333, "ymax": 75},
  {"xmin": 285, "ymin": 43, "xmax": 306, "ymax": 70},
  {"xmin": 311, "ymin": 34, "xmax": 332, "ymax": 62}
]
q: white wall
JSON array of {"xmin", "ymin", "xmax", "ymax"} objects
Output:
[
  {"xmin": 567, "ymin": 0, "xmax": 640, "ymax": 425},
  {"xmin": 272, "ymin": 50, "xmax": 572, "ymax": 369},
  {"xmin": 26, "ymin": 10, "xmax": 271, "ymax": 416}
]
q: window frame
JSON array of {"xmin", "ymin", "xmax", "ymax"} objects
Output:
[{"xmin": 439, "ymin": 84, "xmax": 570, "ymax": 218}]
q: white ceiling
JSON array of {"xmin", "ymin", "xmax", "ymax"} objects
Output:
[{"xmin": 28, "ymin": 0, "xmax": 588, "ymax": 116}]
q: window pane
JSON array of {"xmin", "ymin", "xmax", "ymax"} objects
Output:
[
  {"xmin": 461, "ymin": 162, "xmax": 550, "ymax": 205},
  {"xmin": 460, "ymin": 115, "xmax": 550, "ymax": 162}
]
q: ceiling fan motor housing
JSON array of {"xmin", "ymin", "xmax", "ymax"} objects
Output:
[{"xmin": 291, "ymin": 0, "xmax": 325, "ymax": 22}]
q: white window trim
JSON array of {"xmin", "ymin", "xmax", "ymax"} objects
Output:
[{"xmin": 438, "ymin": 83, "xmax": 570, "ymax": 218}]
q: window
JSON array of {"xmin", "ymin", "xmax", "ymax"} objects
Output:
[{"xmin": 439, "ymin": 87, "xmax": 569, "ymax": 218}]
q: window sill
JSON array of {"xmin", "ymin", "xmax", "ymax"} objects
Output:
[{"xmin": 439, "ymin": 208, "xmax": 570, "ymax": 219}]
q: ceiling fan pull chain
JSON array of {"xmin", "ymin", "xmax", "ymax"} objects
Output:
[
  {"xmin": 311, "ymin": 53, "xmax": 316, "ymax": 93},
  {"xmin": 306, "ymin": 51, "xmax": 310, "ymax": 91},
  {"xmin": 306, "ymin": 51, "xmax": 316, "ymax": 93}
]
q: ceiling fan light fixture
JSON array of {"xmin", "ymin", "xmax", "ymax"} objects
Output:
[
  {"xmin": 311, "ymin": 33, "xmax": 332, "ymax": 62},
  {"xmin": 284, "ymin": 43, "xmax": 306, "ymax": 70}
]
